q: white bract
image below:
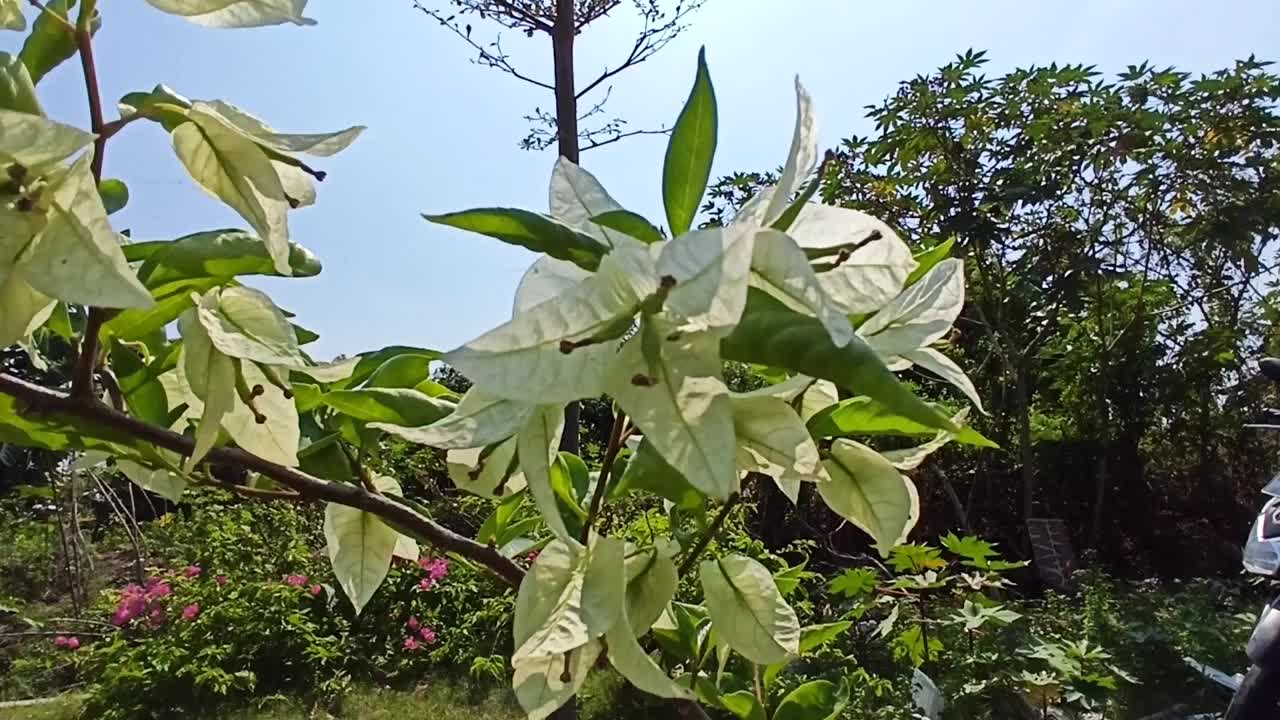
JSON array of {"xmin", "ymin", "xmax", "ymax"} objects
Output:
[{"xmin": 145, "ymin": 0, "xmax": 315, "ymax": 27}]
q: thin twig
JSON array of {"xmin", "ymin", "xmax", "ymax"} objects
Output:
[
  {"xmin": 580, "ymin": 410, "xmax": 626, "ymax": 545},
  {"xmin": 581, "ymin": 127, "xmax": 670, "ymax": 152},
  {"xmin": 70, "ymin": 14, "xmax": 108, "ymax": 399},
  {"xmin": 677, "ymin": 493, "xmax": 740, "ymax": 576},
  {"xmin": 0, "ymin": 372, "xmax": 527, "ymax": 588}
]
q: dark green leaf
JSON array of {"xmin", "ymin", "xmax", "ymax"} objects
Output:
[
  {"xmin": 292, "ymin": 323, "xmax": 319, "ymax": 346},
  {"xmin": 129, "ymin": 230, "xmax": 322, "ymax": 288},
  {"xmin": 611, "ymin": 439, "xmax": 704, "ymax": 510},
  {"xmin": 108, "ymin": 341, "xmax": 170, "ymax": 427},
  {"xmin": 722, "ymin": 289, "xmax": 955, "ymax": 433},
  {"xmin": 322, "ymin": 388, "xmax": 454, "ymax": 427},
  {"xmin": 719, "ymin": 690, "xmax": 766, "ymax": 720},
  {"xmin": 297, "ymin": 429, "xmax": 353, "ymax": 483},
  {"xmin": 828, "ymin": 567, "xmax": 878, "ymax": 598},
  {"xmin": 334, "ymin": 347, "xmax": 441, "ymax": 390},
  {"xmin": 662, "ymin": 47, "xmax": 718, "ymax": 236},
  {"xmin": 773, "ymin": 680, "xmax": 849, "ymax": 720},
  {"xmin": 20, "ymin": 0, "xmax": 96, "ymax": 85},
  {"xmin": 799, "ymin": 621, "xmax": 852, "ymax": 654},
  {"xmin": 117, "ymin": 84, "xmax": 191, "ymax": 131},
  {"xmin": 905, "ymin": 237, "xmax": 955, "ymax": 286},
  {"xmin": 424, "ymin": 208, "xmax": 607, "ymax": 271},
  {"xmin": 476, "ymin": 491, "xmax": 524, "ymax": 545},
  {"xmin": 558, "ymin": 452, "xmax": 591, "ymax": 503},
  {"xmin": 589, "ymin": 209, "xmax": 665, "ymax": 245},
  {"xmin": 291, "ymin": 383, "xmax": 323, "ymax": 413},
  {"xmin": 806, "ymin": 395, "xmax": 995, "ymax": 447},
  {"xmin": 101, "ymin": 277, "xmax": 221, "ymax": 341},
  {"xmin": 364, "ymin": 354, "xmax": 434, "ymax": 389},
  {"xmin": 45, "ymin": 303, "xmax": 73, "ymax": 340},
  {"xmin": 98, "ymin": 179, "xmax": 129, "ymax": 215}
]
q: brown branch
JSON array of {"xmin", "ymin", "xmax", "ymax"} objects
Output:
[
  {"xmin": 0, "ymin": 372, "xmax": 526, "ymax": 588},
  {"xmin": 677, "ymin": 491, "xmax": 740, "ymax": 576},
  {"xmin": 194, "ymin": 473, "xmax": 305, "ymax": 502},
  {"xmin": 415, "ymin": 3, "xmax": 555, "ymax": 91},
  {"xmin": 580, "ymin": 410, "xmax": 626, "ymax": 544},
  {"xmin": 70, "ymin": 9, "xmax": 107, "ymax": 400},
  {"xmin": 581, "ymin": 126, "xmax": 670, "ymax": 152}
]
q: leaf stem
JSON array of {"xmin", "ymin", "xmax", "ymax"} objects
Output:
[
  {"xmin": 580, "ymin": 409, "xmax": 626, "ymax": 544},
  {"xmin": 677, "ymin": 491, "xmax": 740, "ymax": 576},
  {"xmin": 69, "ymin": 5, "xmax": 107, "ymax": 399},
  {"xmin": 0, "ymin": 372, "xmax": 527, "ymax": 588}
]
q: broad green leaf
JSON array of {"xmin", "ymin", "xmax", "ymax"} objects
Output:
[
  {"xmin": 773, "ymin": 680, "xmax": 849, "ymax": 720},
  {"xmin": 607, "ymin": 329, "xmax": 736, "ymax": 500},
  {"xmin": 19, "ymin": 0, "xmax": 93, "ymax": 85},
  {"xmin": 446, "ymin": 438, "xmax": 523, "ymax": 498},
  {"xmin": 663, "ymin": 47, "xmax": 717, "ymax": 236},
  {"xmin": 623, "ymin": 539, "xmax": 679, "ymax": 636},
  {"xmin": 901, "ymin": 347, "xmax": 985, "ymax": 413},
  {"xmin": 806, "ymin": 395, "xmax": 994, "ymax": 447},
  {"xmin": 425, "ymin": 208, "xmax": 608, "ymax": 272},
  {"xmin": 145, "ymin": 0, "xmax": 315, "ymax": 27},
  {"xmin": 720, "ymin": 690, "xmax": 766, "ymax": 720},
  {"xmin": 0, "ymin": 53, "xmax": 40, "ymax": 114},
  {"xmin": 906, "ymin": 237, "xmax": 955, "ymax": 287},
  {"xmin": 611, "ymin": 437, "xmax": 702, "ymax": 510},
  {"xmin": 19, "ymin": 155, "xmax": 151, "ymax": 309},
  {"xmin": 512, "ymin": 537, "xmax": 623, "ymax": 663},
  {"xmin": 518, "ymin": 404, "xmax": 572, "ymax": 542},
  {"xmin": 109, "ymin": 341, "xmax": 170, "ymax": 426},
  {"xmin": 0, "ymin": 275, "xmax": 53, "ymax": 348},
  {"xmin": 97, "ymin": 179, "xmax": 128, "ymax": 215},
  {"xmin": 178, "ymin": 309, "xmax": 235, "ymax": 468},
  {"xmin": 605, "ymin": 607, "xmax": 693, "ymax": 700},
  {"xmin": 194, "ymin": 100, "xmax": 361, "ymax": 156},
  {"xmin": 286, "ymin": 355, "xmax": 361, "ymax": 384},
  {"xmin": 793, "ymin": 205, "xmax": 915, "ymax": 314},
  {"xmin": 130, "ymin": 229, "xmax": 321, "ymax": 287},
  {"xmin": 324, "ymin": 479, "xmax": 401, "ymax": 615},
  {"xmin": 731, "ymin": 394, "xmax": 828, "ymax": 504},
  {"xmin": 590, "ymin": 210, "xmax": 664, "ymax": 246},
  {"xmin": 117, "ymin": 84, "xmax": 192, "ymax": 130},
  {"xmin": 363, "ymin": 354, "xmax": 433, "ymax": 389},
  {"xmin": 859, "ymin": 258, "xmax": 963, "ymax": 357},
  {"xmin": 513, "ymin": 255, "xmax": 590, "ymax": 314},
  {"xmin": 658, "ymin": 224, "xmax": 753, "ymax": 332},
  {"xmin": 329, "ymin": 346, "xmax": 440, "ymax": 389},
  {"xmin": 444, "ymin": 251, "xmax": 647, "ymax": 404},
  {"xmin": 117, "ymin": 459, "xmax": 186, "ymax": 503},
  {"xmin": 195, "ymin": 286, "xmax": 305, "ymax": 365},
  {"xmin": 101, "ymin": 277, "xmax": 221, "ymax": 341},
  {"xmin": 476, "ymin": 491, "xmax": 525, "ymax": 546},
  {"xmin": 722, "ymin": 289, "xmax": 955, "ymax": 433},
  {"xmin": 750, "ymin": 229, "xmax": 853, "ymax": 347},
  {"xmin": 827, "ymin": 567, "xmax": 878, "ymax": 598},
  {"xmin": 323, "ymin": 387, "xmax": 454, "ymax": 427},
  {"xmin": 173, "ymin": 106, "xmax": 293, "ymax": 275},
  {"xmin": 291, "ymin": 381, "xmax": 322, "ymax": 413},
  {"xmin": 548, "ymin": 157, "xmax": 636, "ymax": 249},
  {"xmin": 800, "ymin": 621, "xmax": 852, "ymax": 654},
  {"xmin": 512, "ymin": 639, "xmax": 600, "ymax": 720},
  {"xmin": 880, "ymin": 409, "xmax": 971, "ymax": 471},
  {"xmin": 0, "ymin": 393, "xmax": 137, "ymax": 453},
  {"xmin": 372, "ymin": 386, "xmax": 531, "ymax": 449},
  {"xmin": 0, "ymin": 1, "xmax": 22, "ymax": 30},
  {"xmin": 763, "ymin": 77, "xmax": 819, "ymax": 223},
  {"xmin": 819, "ymin": 439, "xmax": 919, "ymax": 556},
  {"xmin": 701, "ymin": 554, "xmax": 800, "ymax": 665}
]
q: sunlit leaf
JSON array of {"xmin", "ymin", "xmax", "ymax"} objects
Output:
[
  {"xmin": 750, "ymin": 229, "xmax": 853, "ymax": 347},
  {"xmin": 548, "ymin": 157, "xmax": 637, "ymax": 249},
  {"xmin": 606, "ymin": 605, "xmax": 693, "ymax": 700},
  {"xmin": 773, "ymin": 679, "xmax": 849, "ymax": 720},
  {"xmin": 763, "ymin": 77, "xmax": 819, "ymax": 224},
  {"xmin": 425, "ymin": 207, "xmax": 608, "ymax": 272},
  {"xmin": 512, "ymin": 537, "xmax": 623, "ymax": 663},
  {"xmin": 145, "ymin": 0, "xmax": 315, "ymax": 28},
  {"xmin": 701, "ymin": 554, "xmax": 799, "ymax": 665},
  {"xmin": 0, "ymin": 53, "xmax": 40, "ymax": 114},
  {"xmin": 446, "ymin": 438, "xmax": 523, "ymax": 499},
  {"xmin": 323, "ymin": 476, "xmax": 402, "ymax": 615},
  {"xmin": 901, "ymin": 347, "xmax": 985, "ymax": 413},
  {"xmin": 372, "ymin": 386, "xmax": 532, "ymax": 449},
  {"xmin": 792, "ymin": 205, "xmax": 916, "ymax": 314},
  {"xmin": 129, "ymin": 229, "xmax": 321, "ymax": 288},
  {"xmin": 512, "ymin": 255, "xmax": 591, "ymax": 315},
  {"xmin": 590, "ymin": 209, "xmax": 664, "ymax": 246},
  {"xmin": 623, "ymin": 539, "xmax": 679, "ymax": 636},
  {"xmin": 512, "ymin": 639, "xmax": 600, "ymax": 720},
  {"xmin": 518, "ymin": 404, "xmax": 572, "ymax": 542},
  {"xmin": 177, "ymin": 308, "xmax": 235, "ymax": 468},
  {"xmin": 663, "ymin": 47, "xmax": 717, "ymax": 236},
  {"xmin": 323, "ymin": 387, "xmax": 454, "ymax": 427},
  {"xmin": 195, "ymin": 286, "xmax": 305, "ymax": 366},
  {"xmin": 819, "ymin": 439, "xmax": 919, "ymax": 556},
  {"xmin": 194, "ymin": 99, "xmax": 361, "ymax": 156},
  {"xmin": 859, "ymin": 258, "xmax": 963, "ymax": 357},
  {"xmin": 806, "ymin": 395, "xmax": 994, "ymax": 447},
  {"xmin": 19, "ymin": 0, "xmax": 93, "ymax": 85},
  {"xmin": 659, "ymin": 225, "xmax": 753, "ymax": 332},
  {"xmin": 731, "ymin": 394, "xmax": 827, "ymax": 504},
  {"xmin": 0, "ymin": 1, "xmax": 24, "ymax": 31}
]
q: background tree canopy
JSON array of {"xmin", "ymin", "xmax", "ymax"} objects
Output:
[{"xmin": 707, "ymin": 51, "xmax": 1280, "ymax": 577}]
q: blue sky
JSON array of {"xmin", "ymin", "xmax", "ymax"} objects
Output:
[{"xmin": 7, "ymin": 1, "xmax": 1280, "ymax": 360}]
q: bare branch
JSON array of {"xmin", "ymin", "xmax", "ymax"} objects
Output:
[
  {"xmin": 575, "ymin": 0, "xmax": 708, "ymax": 100},
  {"xmin": 0, "ymin": 373, "xmax": 526, "ymax": 588},
  {"xmin": 415, "ymin": 2, "xmax": 555, "ymax": 91},
  {"xmin": 581, "ymin": 126, "xmax": 669, "ymax": 151}
]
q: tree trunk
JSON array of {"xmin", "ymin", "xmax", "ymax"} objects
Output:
[{"xmin": 551, "ymin": 0, "xmax": 581, "ymax": 456}]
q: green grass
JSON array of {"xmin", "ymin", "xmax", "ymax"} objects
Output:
[{"xmin": 0, "ymin": 684, "xmax": 523, "ymax": 720}]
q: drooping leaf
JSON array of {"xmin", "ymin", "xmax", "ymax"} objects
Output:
[
  {"xmin": 425, "ymin": 208, "xmax": 608, "ymax": 272},
  {"xmin": 371, "ymin": 386, "xmax": 532, "ymax": 450},
  {"xmin": 606, "ymin": 606, "xmax": 693, "ymax": 700},
  {"xmin": 195, "ymin": 286, "xmax": 306, "ymax": 366},
  {"xmin": 658, "ymin": 224, "xmax": 753, "ymax": 332},
  {"xmin": 701, "ymin": 554, "xmax": 800, "ymax": 665},
  {"xmin": 722, "ymin": 289, "xmax": 955, "ymax": 432},
  {"xmin": 773, "ymin": 679, "xmax": 849, "ymax": 720},
  {"xmin": 590, "ymin": 210, "xmax": 665, "ymax": 246},
  {"xmin": 177, "ymin": 308, "xmax": 236, "ymax": 468},
  {"xmin": 518, "ymin": 404, "xmax": 572, "ymax": 542},
  {"xmin": 623, "ymin": 539, "xmax": 679, "ymax": 636},
  {"xmin": 512, "ymin": 639, "xmax": 600, "ymax": 720},
  {"xmin": 819, "ymin": 439, "xmax": 919, "ymax": 556},
  {"xmin": 611, "ymin": 437, "xmax": 703, "ymax": 510},
  {"xmin": 0, "ymin": 275, "xmax": 53, "ymax": 348},
  {"xmin": 880, "ymin": 409, "xmax": 972, "ymax": 471},
  {"xmin": 512, "ymin": 538, "xmax": 623, "ymax": 663},
  {"xmin": 323, "ymin": 477, "xmax": 402, "ymax": 615},
  {"xmin": 800, "ymin": 621, "xmax": 853, "ymax": 654},
  {"xmin": 750, "ymin": 229, "xmax": 853, "ymax": 347},
  {"xmin": 858, "ymin": 258, "xmax": 963, "ymax": 357},
  {"xmin": 193, "ymin": 100, "xmax": 360, "ymax": 156},
  {"xmin": 719, "ymin": 691, "xmax": 766, "ymax": 720},
  {"xmin": 129, "ymin": 229, "xmax": 321, "ymax": 287},
  {"xmin": 731, "ymin": 394, "xmax": 827, "ymax": 504},
  {"xmin": 806, "ymin": 395, "xmax": 994, "ymax": 447},
  {"xmin": 323, "ymin": 388, "xmax": 454, "ymax": 427},
  {"xmin": 446, "ymin": 438, "xmax": 523, "ymax": 499},
  {"xmin": 548, "ymin": 157, "xmax": 636, "ymax": 249},
  {"xmin": 901, "ymin": 347, "xmax": 985, "ymax": 413},
  {"xmin": 607, "ymin": 329, "xmax": 737, "ymax": 500},
  {"xmin": 219, "ymin": 361, "xmax": 298, "ymax": 466},
  {"xmin": 101, "ymin": 277, "xmax": 221, "ymax": 341},
  {"xmin": 117, "ymin": 459, "xmax": 186, "ymax": 503},
  {"xmin": 144, "ymin": 0, "xmax": 315, "ymax": 27},
  {"xmin": 663, "ymin": 47, "xmax": 717, "ymax": 236}
]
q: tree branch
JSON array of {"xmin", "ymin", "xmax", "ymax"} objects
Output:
[
  {"xmin": 677, "ymin": 491, "xmax": 740, "ymax": 576},
  {"xmin": 415, "ymin": 2, "xmax": 555, "ymax": 91},
  {"xmin": 581, "ymin": 126, "xmax": 669, "ymax": 152},
  {"xmin": 0, "ymin": 372, "xmax": 526, "ymax": 588},
  {"xmin": 70, "ymin": 5, "xmax": 108, "ymax": 400},
  {"xmin": 580, "ymin": 409, "xmax": 625, "ymax": 544}
]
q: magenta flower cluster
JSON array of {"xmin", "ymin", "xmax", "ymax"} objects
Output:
[
  {"xmin": 52, "ymin": 635, "xmax": 80, "ymax": 651},
  {"xmin": 401, "ymin": 615, "xmax": 437, "ymax": 652},
  {"xmin": 416, "ymin": 556, "xmax": 449, "ymax": 592},
  {"xmin": 111, "ymin": 576, "xmax": 174, "ymax": 628}
]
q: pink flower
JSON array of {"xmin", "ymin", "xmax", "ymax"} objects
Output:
[
  {"xmin": 215, "ymin": 575, "xmax": 228, "ymax": 587},
  {"xmin": 182, "ymin": 565, "xmax": 202, "ymax": 578},
  {"xmin": 419, "ymin": 626, "xmax": 437, "ymax": 644},
  {"xmin": 181, "ymin": 604, "xmax": 200, "ymax": 622},
  {"xmin": 111, "ymin": 585, "xmax": 148, "ymax": 626},
  {"xmin": 145, "ymin": 580, "xmax": 172, "ymax": 601},
  {"xmin": 284, "ymin": 574, "xmax": 308, "ymax": 587},
  {"xmin": 418, "ymin": 557, "xmax": 450, "ymax": 582},
  {"xmin": 525, "ymin": 551, "xmax": 540, "ymax": 564},
  {"xmin": 309, "ymin": 584, "xmax": 323, "ymax": 597},
  {"xmin": 147, "ymin": 606, "xmax": 167, "ymax": 628},
  {"xmin": 407, "ymin": 616, "xmax": 420, "ymax": 631},
  {"xmin": 402, "ymin": 636, "xmax": 421, "ymax": 652},
  {"xmin": 417, "ymin": 577, "xmax": 437, "ymax": 592},
  {"xmin": 53, "ymin": 635, "xmax": 79, "ymax": 650}
]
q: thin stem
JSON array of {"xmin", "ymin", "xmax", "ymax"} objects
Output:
[
  {"xmin": 70, "ymin": 8, "xmax": 108, "ymax": 399},
  {"xmin": 677, "ymin": 493, "xmax": 740, "ymax": 576},
  {"xmin": 918, "ymin": 592, "xmax": 932, "ymax": 666},
  {"xmin": 0, "ymin": 372, "xmax": 527, "ymax": 588},
  {"xmin": 580, "ymin": 410, "xmax": 626, "ymax": 545}
]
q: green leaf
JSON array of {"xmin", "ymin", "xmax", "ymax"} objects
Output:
[
  {"xmin": 827, "ymin": 568, "xmax": 878, "ymax": 598},
  {"xmin": 0, "ymin": 53, "xmax": 41, "ymax": 114},
  {"xmin": 819, "ymin": 440, "xmax": 918, "ymax": 556},
  {"xmin": 144, "ymin": 0, "xmax": 315, "ymax": 27},
  {"xmin": 323, "ymin": 475, "xmax": 403, "ymax": 615},
  {"xmin": 372, "ymin": 386, "xmax": 532, "ymax": 450},
  {"xmin": 172, "ymin": 106, "xmax": 294, "ymax": 275},
  {"xmin": 117, "ymin": 459, "xmax": 186, "ymax": 504},
  {"xmin": 548, "ymin": 157, "xmax": 634, "ymax": 249},
  {"xmin": 607, "ymin": 328, "xmax": 737, "ymax": 500},
  {"xmin": 117, "ymin": 84, "xmax": 191, "ymax": 131},
  {"xmin": 858, "ymin": 258, "xmax": 963, "ymax": 357},
  {"xmin": 476, "ymin": 491, "xmax": 524, "ymax": 545},
  {"xmin": 722, "ymin": 289, "xmax": 955, "ymax": 433},
  {"xmin": 662, "ymin": 47, "xmax": 717, "ymax": 236},
  {"xmin": 0, "ymin": 393, "xmax": 138, "ymax": 454},
  {"xmin": 446, "ymin": 438, "xmax": 523, "ymax": 499},
  {"xmin": 297, "ymin": 431, "xmax": 352, "ymax": 483},
  {"xmin": 701, "ymin": 554, "xmax": 800, "ymax": 665},
  {"xmin": 518, "ymin": 404, "xmax": 572, "ymax": 542},
  {"xmin": 590, "ymin": 210, "xmax": 664, "ymax": 245},
  {"xmin": 623, "ymin": 540, "xmax": 679, "ymax": 636},
  {"xmin": 129, "ymin": 229, "xmax": 321, "ymax": 288},
  {"xmin": 806, "ymin": 396, "xmax": 995, "ymax": 448},
  {"xmin": 905, "ymin": 237, "xmax": 955, "ymax": 286},
  {"xmin": 178, "ymin": 308, "xmax": 236, "ymax": 468},
  {"xmin": 363, "ymin": 354, "xmax": 434, "ymax": 389},
  {"xmin": 20, "ymin": 0, "xmax": 95, "ymax": 85},
  {"xmin": 0, "ymin": 1, "xmax": 24, "ymax": 31},
  {"xmin": 773, "ymin": 680, "xmax": 849, "ymax": 720},
  {"xmin": 799, "ymin": 621, "xmax": 852, "ymax": 654},
  {"xmin": 0, "ymin": 276, "xmax": 53, "ymax": 349},
  {"xmin": 901, "ymin": 346, "xmax": 985, "ymax": 414},
  {"xmin": 719, "ymin": 690, "xmax": 766, "ymax": 720},
  {"xmin": 512, "ymin": 639, "xmax": 600, "ymax": 720},
  {"xmin": 101, "ymin": 277, "xmax": 221, "ymax": 341},
  {"xmin": 512, "ymin": 538, "xmax": 623, "ymax": 663},
  {"xmin": 291, "ymin": 381, "xmax": 322, "ymax": 413},
  {"xmin": 195, "ymin": 286, "xmax": 305, "ymax": 366},
  {"xmin": 605, "ymin": 607, "xmax": 693, "ymax": 700},
  {"xmin": 97, "ymin": 179, "xmax": 129, "ymax": 215},
  {"xmin": 749, "ymin": 228, "xmax": 854, "ymax": 347},
  {"xmin": 426, "ymin": 208, "xmax": 608, "ymax": 272},
  {"xmin": 322, "ymin": 388, "xmax": 454, "ymax": 427},
  {"xmin": 109, "ymin": 341, "xmax": 171, "ymax": 426},
  {"xmin": 611, "ymin": 437, "xmax": 703, "ymax": 511},
  {"xmin": 731, "ymin": 394, "xmax": 826, "ymax": 504}
]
